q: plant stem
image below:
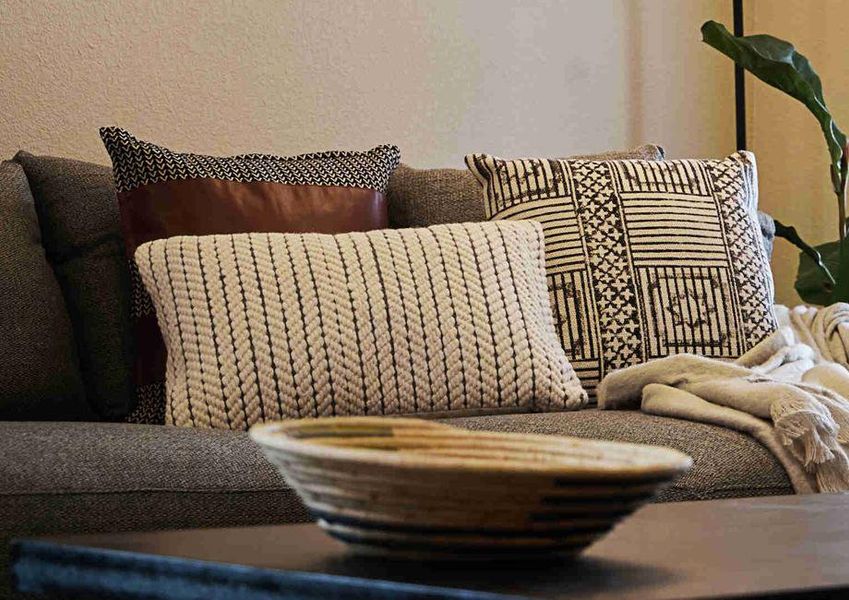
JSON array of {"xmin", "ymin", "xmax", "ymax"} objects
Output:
[
  {"xmin": 834, "ymin": 175, "xmax": 848, "ymax": 303},
  {"xmin": 840, "ymin": 145, "xmax": 849, "ymax": 244}
]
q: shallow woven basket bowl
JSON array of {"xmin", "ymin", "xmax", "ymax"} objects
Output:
[{"xmin": 250, "ymin": 417, "xmax": 692, "ymax": 560}]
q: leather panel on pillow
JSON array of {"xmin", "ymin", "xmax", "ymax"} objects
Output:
[{"xmin": 119, "ymin": 180, "xmax": 387, "ymax": 253}]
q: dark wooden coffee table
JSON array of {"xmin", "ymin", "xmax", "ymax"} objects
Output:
[{"xmin": 11, "ymin": 494, "xmax": 849, "ymax": 599}]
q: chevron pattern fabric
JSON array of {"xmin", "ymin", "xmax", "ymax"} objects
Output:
[
  {"xmin": 466, "ymin": 151, "xmax": 778, "ymax": 399},
  {"xmin": 134, "ymin": 223, "xmax": 587, "ymax": 430},
  {"xmin": 100, "ymin": 127, "xmax": 400, "ymax": 194},
  {"xmin": 100, "ymin": 127, "xmax": 401, "ymax": 425}
]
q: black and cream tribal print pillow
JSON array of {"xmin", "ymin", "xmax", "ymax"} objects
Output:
[
  {"xmin": 134, "ymin": 222, "xmax": 587, "ymax": 429},
  {"xmin": 466, "ymin": 151, "xmax": 777, "ymax": 398}
]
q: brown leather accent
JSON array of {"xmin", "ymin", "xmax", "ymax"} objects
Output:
[
  {"xmin": 118, "ymin": 178, "xmax": 388, "ymax": 256},
  {"xmin": 121, "ymin": 177, "xmax": 388, "ymax": 390}
]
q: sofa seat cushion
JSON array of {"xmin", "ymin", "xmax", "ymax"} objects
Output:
[
  {"xmin": 0, "ymin": 421, "xmax": 307, "ymax": 506},
  {"xmin": 0, "ymin": 413, "xmax": 792, "ymax": 598},
  {"xmin": 0, "ymin": 422, "xmax": 309, "ymax": 599},
  {"xmin": 443, "ymin": 409, "xmax": 793, "ymax": 502}
]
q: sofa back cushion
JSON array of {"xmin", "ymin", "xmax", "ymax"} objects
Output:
[
  {"xmin": 0, "ymin": 161, "xmax": 94, "ymax": 420},
  {"xmin": 14, "ymin": 151, "xmax": 135, "ymax": 420},
  {"xmin": 758, "ymin": 211, "xmax": 776, "ymax": 257},
  {"xmin": 386, "ymin": 144, "xmax": 666, "ymax": 229}
]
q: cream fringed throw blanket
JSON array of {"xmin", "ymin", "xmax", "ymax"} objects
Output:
[
  {"xmin": 598, "ymin": 304, "xmax": 849, "ymax": 494},
  {"xmin": 776, "ymin": 303, "xmax": 849, "ymax": 368}
]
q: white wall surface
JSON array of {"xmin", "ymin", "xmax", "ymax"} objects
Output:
[{"xmin": 1, "ymin": 0, "xmax": 733, "ymax": 168}]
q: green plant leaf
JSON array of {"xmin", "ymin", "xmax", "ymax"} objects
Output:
[
  {"xmin": 795, "ymin": 238, "xmax": 842, "ymax": 305},
  {"xmin": 831, "ymin": 237, "xmax": 849, "ymax": 303},
  {"xmin": 780, "ymin": 217, "xmax": 837, "ymax": 304},
  {"xmin": 702, "ymin": 21, "xmax": 846, "ymax": 193},
  {"xmin": 776, "ymin": 218, "xmax": 835, "ymax": 283}
]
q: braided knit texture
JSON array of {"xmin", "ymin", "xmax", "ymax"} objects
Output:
[{"xmin": 135, "ymin": 222, "xmax": 587, "ymax": 429}]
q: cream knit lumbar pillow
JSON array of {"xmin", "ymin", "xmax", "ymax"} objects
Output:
[{"xmin": 134, "ymin": 222, "xmax": 587, "ymax": 429}]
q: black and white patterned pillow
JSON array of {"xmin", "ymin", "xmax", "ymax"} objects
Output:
[
  {"xmin": 466, "ymin": 151, "xmax": 777, "ymax": 398},
  {"xmin": 99, "ymin": 127, "xmax": 401, "ymax": 425}
]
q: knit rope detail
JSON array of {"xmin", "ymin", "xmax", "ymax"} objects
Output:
[{"xmin": 134, "ymin": 223, "xmax": 587, "ymax": 429}]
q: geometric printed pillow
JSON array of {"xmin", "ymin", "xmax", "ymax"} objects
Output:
[
  {"xmin": 100, "ymin": 127, "xmax": 401, "ymax": 424},
  {"xmin": 465, "ymin": 151, "xmax": 778, "ymax": 399}
]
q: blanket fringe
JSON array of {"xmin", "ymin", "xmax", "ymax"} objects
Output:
[
  {"xmin": 815, "ymin": 453, "xmax": 849, "ymax": 493},
  {"xmin": 772, "ymin": 401, "xmax": 849, "ymax": 492},
  {"xmin": 774, "ymin": 409, "xmax": 836, "ymax": 466}
]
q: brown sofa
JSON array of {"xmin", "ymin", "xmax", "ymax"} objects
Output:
[{"xmin": 0, "ymin": 151, "xmax": 790, "ymax": 599}]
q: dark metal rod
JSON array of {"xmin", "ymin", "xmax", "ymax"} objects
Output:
[{"xmin": 733, "ymin": 0, "xmax": 746, "ymax": 150}]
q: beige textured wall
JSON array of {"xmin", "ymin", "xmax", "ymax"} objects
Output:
[
  {"xmin": 1, "ymin": 0, "xmax": 733, "ymax": 167},
  {"xmin": 746, "ymin": 2, "xmax": 849, "ymax": 305}
]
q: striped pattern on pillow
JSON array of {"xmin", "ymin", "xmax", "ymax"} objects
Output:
[
  {"xmin": 465, "ymin": 151, "xmax": 777, "ymax": 400},
  {"xmin": 134, "ymin": 222, "xmax": 587, "ymax": 429}
]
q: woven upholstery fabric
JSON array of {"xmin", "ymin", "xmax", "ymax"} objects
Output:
[
  {"xmin": 0, "ymin": 422, "xmax": 295, "ymax": 496},
  {"xmin": 13, "ymin": 151, "xmax": 134, "ymax": 420},
  {"xmin": 444, "ymin": 410, "xmax": 793, "ymax": 502},
  {"xmin": 0, "ymin": 413, "xmax": 791, "ymax": 598},
  {"xmin": 758, "ymin": 210, "xmax": 776, "ymax": 257},
  {"xmin": 0, "ymin": 421, "xmax": 309, "ymax": 600},
  {"xmin": 135, "ymin": 222, "xmax": 586, "ymax": 429},
  {"xmin": 0, "ymin": 161, "xmax": 91, "ymax": 420},
  {"xmin": 386, "ymin": 144, "xmax": 666, "ymax": 229},
  {"xmin": 466, "ymin": 151, "xmax": 778, "ymax": 398},
  {"xmin": 100, "ymin": 127, "xmax": 402, "ymax": 426}
]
